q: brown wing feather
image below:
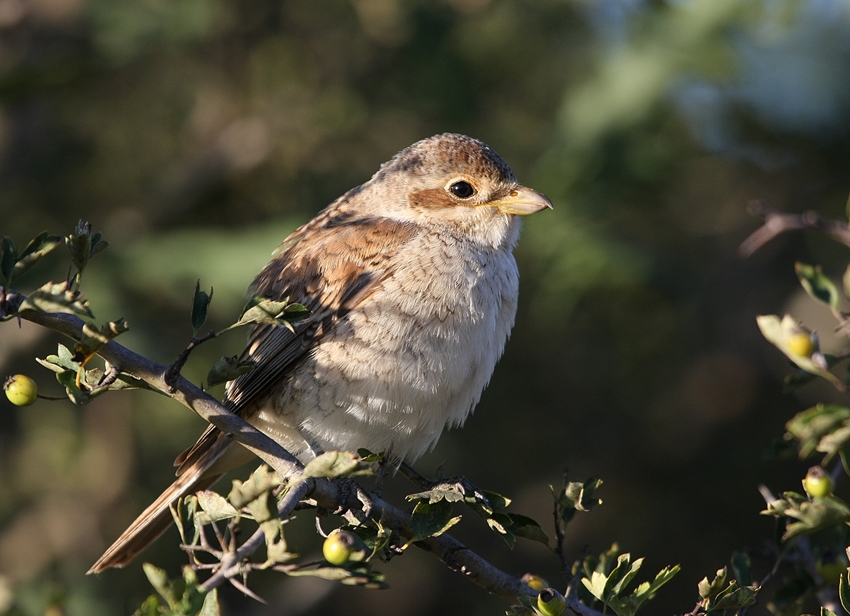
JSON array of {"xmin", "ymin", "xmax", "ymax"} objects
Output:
[{"xmin": 174, "ymin": 215, "xmax": 419, "ymax": 474}]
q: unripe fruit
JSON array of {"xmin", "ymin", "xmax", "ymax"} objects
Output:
[
  {"xmin": 786, "ymin": 332, "xmax": 815, "ymax": 357},
  {"xmin": 322, "ymin": 529, "xmax": 367, "ymax": 565},
  {"xmin": 4, "ymin": 374, "xmax": 38, "ymax": 406},
  {"xmin": 803, "ymin": 466, "xmax": 834, "ymax": 498},
  {"xmin": 522, "ymin": 573, "xmax": 549, "ymax": 592},
  {"xmin": 537, "ymin": 588, "xmax": 566, "ymax": 616}
]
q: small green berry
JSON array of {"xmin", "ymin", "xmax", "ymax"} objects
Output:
[
  {"xmin": 4, "ymin": 374, "xmax": 38, "ymax": 406},
  {"xmin": 537, "ymin": 588, "xmax": 566, "ymax": 616},
  {"xmin": 803, "ymin": 466, "xmax": 834, "ymax": 498}
]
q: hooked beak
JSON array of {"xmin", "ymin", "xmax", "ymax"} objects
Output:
[{"xmin": 486, "ymin": 186, "xmax": 553, "ymax": 216}]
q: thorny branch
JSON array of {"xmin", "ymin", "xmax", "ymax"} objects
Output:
[
  {"xmin": 1, "ymin": 289, "xmax": 539, "ymax": 605},
  {"xmin": 739, "ymin": 200, "xmax": 850, "ymax": 257}
]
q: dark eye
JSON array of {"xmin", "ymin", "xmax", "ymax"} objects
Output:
[{"xmin": 449, "ymin": 181, "xmax": 475, "ymax": 199}]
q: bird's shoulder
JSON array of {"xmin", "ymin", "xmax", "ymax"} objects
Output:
[{"xmin": 251, "ymin": 204, "xmax": 422, "ymax": 311}]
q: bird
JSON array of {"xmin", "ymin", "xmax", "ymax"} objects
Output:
[{"xmin": 88, "ymin": 132, "xmax": 551, "ymax": 573}]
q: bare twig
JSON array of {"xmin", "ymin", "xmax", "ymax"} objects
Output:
[
  {"xmin": 739, "ymin": 201, "xmax": 850, "ymax": 257},
  {"xmin": 164, "ymin": 330, "xmax": 218, "ymax": 392}
]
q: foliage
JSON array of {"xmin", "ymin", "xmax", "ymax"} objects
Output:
[{"xmin": 5, "ymin": 1, "xmax": 850, "ymax": 615}]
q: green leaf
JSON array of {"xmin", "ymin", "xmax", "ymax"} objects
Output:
[
  {"xmin": 11, "ymin": 232, "xmax": 62, "ymax": 282},
  {"xmin": 706, "ymin": 581, "xmax": 759, "ymax": 612},
  {"xmin": 285, "ymin": 562, "xmax": 387, "ymax": 589},
  {"xmin": 762, "ymin": 492, "xmax": 850, "ymax": 541},
  {"xmin": 785, "ymin": 403, "xmax": 850, "ymax": 459},
  {"xmin": 351, "ymin": 524, "xmax": 391, "ymax": 559},
  {"xmin": 356, "ymin": 448, "xmax": 384, "ymax": 463},
  {"xmin": 37, "ymin": 344, "xmax": 81, "ymax": 372},
  {"xmin": 407, "ymin": 484, "xmax": 469, "ymax": 505},
  {"xmin": 409, "ymin": 500, "xmax": 461, "ymax": 544},
  {"xmin": 481, "ymin": 490, "xmax": 511, "ymax": 511},
  {"xmin": 0, "ymin": 236, "xmax": 16, "ymax": 287},
  {"xmin": 196, "ymin": 490, "xmax": 239, "ymax": 523},
  {"xmin": 796, "ymin": 263, "xmax": 840, "ymax": 311},
  {"xmin": 756, "ymin": 314, "xmax": 843, "ymax": 388},
  {"xmin": 206, "ymin": 355, "xmax": 255, "ymax": 389},
  {"xmin": 20, "ymin": 281, "xmax": 95, "ymax": 321},
  {"xmin": 132, "ymin": 595, "xmax": 161, "ymax": 616},
  {"xmin": 65, "ymin": 221, "xmax": 108, "ymax": 283},
  {"xmin": 55, "ymin": 369, "xmax": 90, "ymax": 405},
  {"xmin": 228, "ymin": 465, "xmax": 282, "ymax": 510},
  {"xmin": 198, "ymin": 589, "xmax": 220, "ymax": 616},
  {"xmin": 247, "ymin": 490, "xmax": 275, "ymax": 524},
  {"xmin": 840, "ymin": 568, "xmax": 850, "ymax": 614},
  {"xmin": 191, "ymin": 280, "xmax": 213, "ymax": 336},
  {"xmin": 731, "ymin": 551, "xmax": 753, "ymax": 587},
  {"xmin": 76, "ymin": 319, "xmax": 129, "ymax": 358},
  {"xmin": 698, "ymin": 567, "xmax": 728, "ymax": 599},
  {"xmin": 581, "ymin": 553, "xmax": 679, "ymax": 616},
  {"xmin": 230, "ymin": 297, "xmax": 309, "ymax": 332},
  {"xmin": 301, "ymin": 451, "xmax": 371, "ymax": 479},
  {"xmin": 262, "ymin": 517, "xmax": 296, "ymax": 564},
  {"xmin": 142, "ymin": 563, "xmax": 179, "ymax": 610},
  {"xmin": 487, "ymin": 512, "xmax": 549, "ymax": 548},
  {"xmin": 553, "ymin": 476, "xmax": 603, "ymax": 528},
  {"xmin": 170, "ymin": 495, "xmax": 201, "ymax": 546}
]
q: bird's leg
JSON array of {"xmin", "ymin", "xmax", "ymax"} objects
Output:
[{"xmin": 372, "ymin": 446, "xmax": 397, "ymax": 498}]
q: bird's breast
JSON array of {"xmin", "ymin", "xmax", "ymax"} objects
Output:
[{"xmin": 283, "ymin": 231, "xmax": 520, "ymax": 461}]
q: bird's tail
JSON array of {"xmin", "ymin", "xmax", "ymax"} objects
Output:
[{"xmin": 88, "ymin": 437, "xmax": 237, "ymax": 573}]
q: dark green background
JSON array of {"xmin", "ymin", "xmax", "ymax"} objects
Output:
[{"xmin": 2, "ymin": 1, "xmax": 850, "ymax": 614}]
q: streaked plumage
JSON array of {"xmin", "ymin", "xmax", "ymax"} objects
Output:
[{"xmin": 89, "ymin": 133, "xmax": 551, "ymax": 573}]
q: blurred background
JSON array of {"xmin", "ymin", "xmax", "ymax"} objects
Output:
[{"xmin": 3, "ymin": 0, "xmax": 850, "ymax": 614}]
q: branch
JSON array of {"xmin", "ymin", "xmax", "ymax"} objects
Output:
[
  {"xmin": 10, "ymin": 297, "xmax": 303, "ymax": 478},
  {"xmin": 739, "ymin": 201, "xmax": 850, "ymax": 257},
  {"xmin": 4, "ymin": 291, "xmax": 538, "ymax": 605}
]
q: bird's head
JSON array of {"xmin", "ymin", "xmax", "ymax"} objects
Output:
[{"xmin": 364, "ymin": 133, "xmax": 552, "ymax": 247}]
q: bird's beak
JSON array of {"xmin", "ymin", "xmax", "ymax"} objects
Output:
[{"xmin": 486, "ymin": 186, "xmax": 553, "ymax": 216}]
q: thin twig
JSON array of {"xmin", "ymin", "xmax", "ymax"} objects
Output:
[
  {"xmin": 739, "ymin": 201, "xmax": 850, "ymax": 257},
  {"xmin": 165, "ymin": 330, "xmax": 218, "ymax": 392}
]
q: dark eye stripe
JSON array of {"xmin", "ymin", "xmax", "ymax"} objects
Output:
[{"xmin": 449, "ymin": 181, "xmax": 475, "ymax": 199}]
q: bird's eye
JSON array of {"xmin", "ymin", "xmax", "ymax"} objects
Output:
[{"xmin": 449, "ymin": 181, "xmax": 475, "ymax": 199}]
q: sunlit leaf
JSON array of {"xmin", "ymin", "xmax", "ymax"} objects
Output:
[
  {"xmin": 206, "ymin": 355, "xmax": 255, "ymax": 389},
  {"xmin": 192, "ymin": 280, "xmax": 213, "ymax": 335},
  {"xmin": 796, "ymin": 262, "xmax": 840, "ymax": 311},
  {"xmin": 301, "ymin": 451, "xmax": 371, "ymax": 479}
]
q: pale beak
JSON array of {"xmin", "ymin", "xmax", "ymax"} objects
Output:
[{"xmin": 486, "ymin": 186, "xmax": 553, "ymax": 216}]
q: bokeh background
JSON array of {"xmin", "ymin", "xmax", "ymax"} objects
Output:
[{"xmin": 3, "ymin": 0, "xmax": 850, "ymax": 614}]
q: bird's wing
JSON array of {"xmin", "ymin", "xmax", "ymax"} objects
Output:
[{"xmin": 174, "ymin": 213, "xmax": 419, "ymax": 473}]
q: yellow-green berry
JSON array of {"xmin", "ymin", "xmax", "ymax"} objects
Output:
[
  {"xmin": 322, "ymin": 529, "xmax": 367, "ymax": 565},
  {"xmin": 537, "ymin": 588, "xmax": 566, "ymax": 616},
  {"xmin": 786, "ymin": 332, "xmax": 815, "ymax": 357},
  {"xmin": 803, "ymin": 466, "xmax": 833, "ymax": 498},
  {"xmin": 4, "ymin": 374, "xmax": 38, "ymax": 406}
]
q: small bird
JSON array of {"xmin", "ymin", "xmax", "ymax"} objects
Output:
[{"xmin": 89, "ymin": 133, "xmax": 551, "ymax": 573}]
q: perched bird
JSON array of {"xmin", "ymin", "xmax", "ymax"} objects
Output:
[{"xmin": 89, "ymin": 133, "xmax": 551, "ymax": 573}]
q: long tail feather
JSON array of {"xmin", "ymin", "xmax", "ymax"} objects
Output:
[{"xmin": 87, "ymin": 436, "xmax": 246, "ymax": 573}]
